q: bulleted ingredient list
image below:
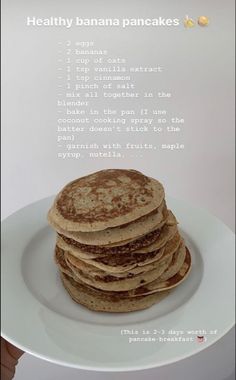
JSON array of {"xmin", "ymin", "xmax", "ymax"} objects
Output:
[{"xmin": 56, "ymin": 41, "xmax": 185, "ymax": 160}]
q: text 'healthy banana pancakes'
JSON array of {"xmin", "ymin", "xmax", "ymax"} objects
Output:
[{"xmin": 48, "ymin": 169, "xmax": 191, "ymax": 312}]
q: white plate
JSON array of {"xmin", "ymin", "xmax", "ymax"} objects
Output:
[{"xmin": 1, "ymin": 196, "xmax": 235, "ymax": 371}]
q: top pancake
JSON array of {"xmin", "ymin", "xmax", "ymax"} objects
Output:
[
  {"xmin": 48, "ymin": 200, "xmax": 167, "ymax": 245},
  {"xmin": 48, "ymin": 169, "xmax": 165, "ymax": 232}
]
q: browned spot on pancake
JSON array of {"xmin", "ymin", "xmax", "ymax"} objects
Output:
[
  {"xmin": 56, "ymin": 169, "xmax": 156, "ymax": 223},
  {"xmin": 59, "ymin": 226, "xmax": 162, "ymax": 255},
  {"xmin": 94, "ymin": 249, "xmax": 162, "ymax": 266},
  {"xmin": 133, "ymin": 286, "xmax": 150, "ymax": 295},
  {"xmin": 94, "ymin": 272, "xmax": 138, "ymax": 282}
]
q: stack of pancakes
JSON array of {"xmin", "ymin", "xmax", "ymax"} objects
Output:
[{"xmin": 48, "ymin": 169, "xmax": 191, "ymax": 312}]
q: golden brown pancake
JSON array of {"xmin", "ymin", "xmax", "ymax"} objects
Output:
[
  {"xmin": 48, "ymin": 200, "xmax": 168, "ymax": 245},
  {"xmin": 59, "ymin": 226, "xmax": 164, "ymax": 255},
  {"xmin": 65, "ymin": 250, "xmax": 173, "ymax": 292},
  {"xmin": 59, "ymin": 232, "xmax": 181, "ymax": 277},
  {"xmin": 48, "ymin": 169, "xmax": 165, "ymax": 232},
  {"xmin": 55, "ymin": 211, "xmax": 178, "ymax": 260}
]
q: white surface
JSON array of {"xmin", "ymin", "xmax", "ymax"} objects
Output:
[
  {"xmin": 1, "ymin": 196, "xmax": 235, "ymax": 372},
  {"xmin": 14, "ymin": 327, "xmax": 235, "ymax": 380}
]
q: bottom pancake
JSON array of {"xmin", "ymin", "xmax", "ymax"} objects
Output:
[{"xmin": 60, "ymin": 272, "xmax": 171, "ymax": 313}]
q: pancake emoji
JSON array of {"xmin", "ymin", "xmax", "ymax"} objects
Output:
[{"xmin": 48, "ymin": 169, "xmax": 191, "ymax": 312}]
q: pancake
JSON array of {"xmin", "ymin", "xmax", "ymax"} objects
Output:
[
  {"xmin": 65, "ymin": 251, "xmax": 173, "ymax": 292},
  {"xmin": 165, "ymin": 210, "xmax": 178, "ymax": 226},
  {"xmin": 60, "ymin": 232, "xmax": 181, "ymax": 276},
  {"xmin": 48, "ymin": 200, "xmax": 168, "ymax": 245},
  {"xmin": 61, "ymin": 272, "xmax": 171, "ymax": 313},
  {"xmin": 63, "ymin": 234, "xmax": 181, "ymax": 284},
  {"xmin": 54, "ymin": 245, "xmax": 72, "ymax": 277},
  {"xmin": 56, "ymin": 245, "xmax": 191, "ymax": 298},
  {"xmin": 65, "ymin": 246, "xmax": 171, "ymax": 279},
  {"xmin": 59, "ymin": 225, "xmax": 165, "ymax": 255},
  {"xmin": 48, "ymin": 169, "xmax": 165, "ymax": 232},
  {"xmin": 55, "ymin": 210, "xmax": 178, "ymax": 260},
  {"xmin": 56, "ymin": 235, "xmax": 110, "ymax": 260},
  {"xmin": 130, "ymin": 247, "xmax": 191, "ymax": 296},
  {"xmin": 133, "ymin": 213, "xmax": 178, "ymax": 253},
  {"xmin": 61, "ymin": 244, "xmax": 166, "ymax": 275},
  {"xmin": 159, "ymin": 241, "xmax": 186, "ymax": 281}
]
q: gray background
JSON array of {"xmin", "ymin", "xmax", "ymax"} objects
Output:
[{"xmin": 2, "ymin": 0, "xmax": 235, "ymax": 379}]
